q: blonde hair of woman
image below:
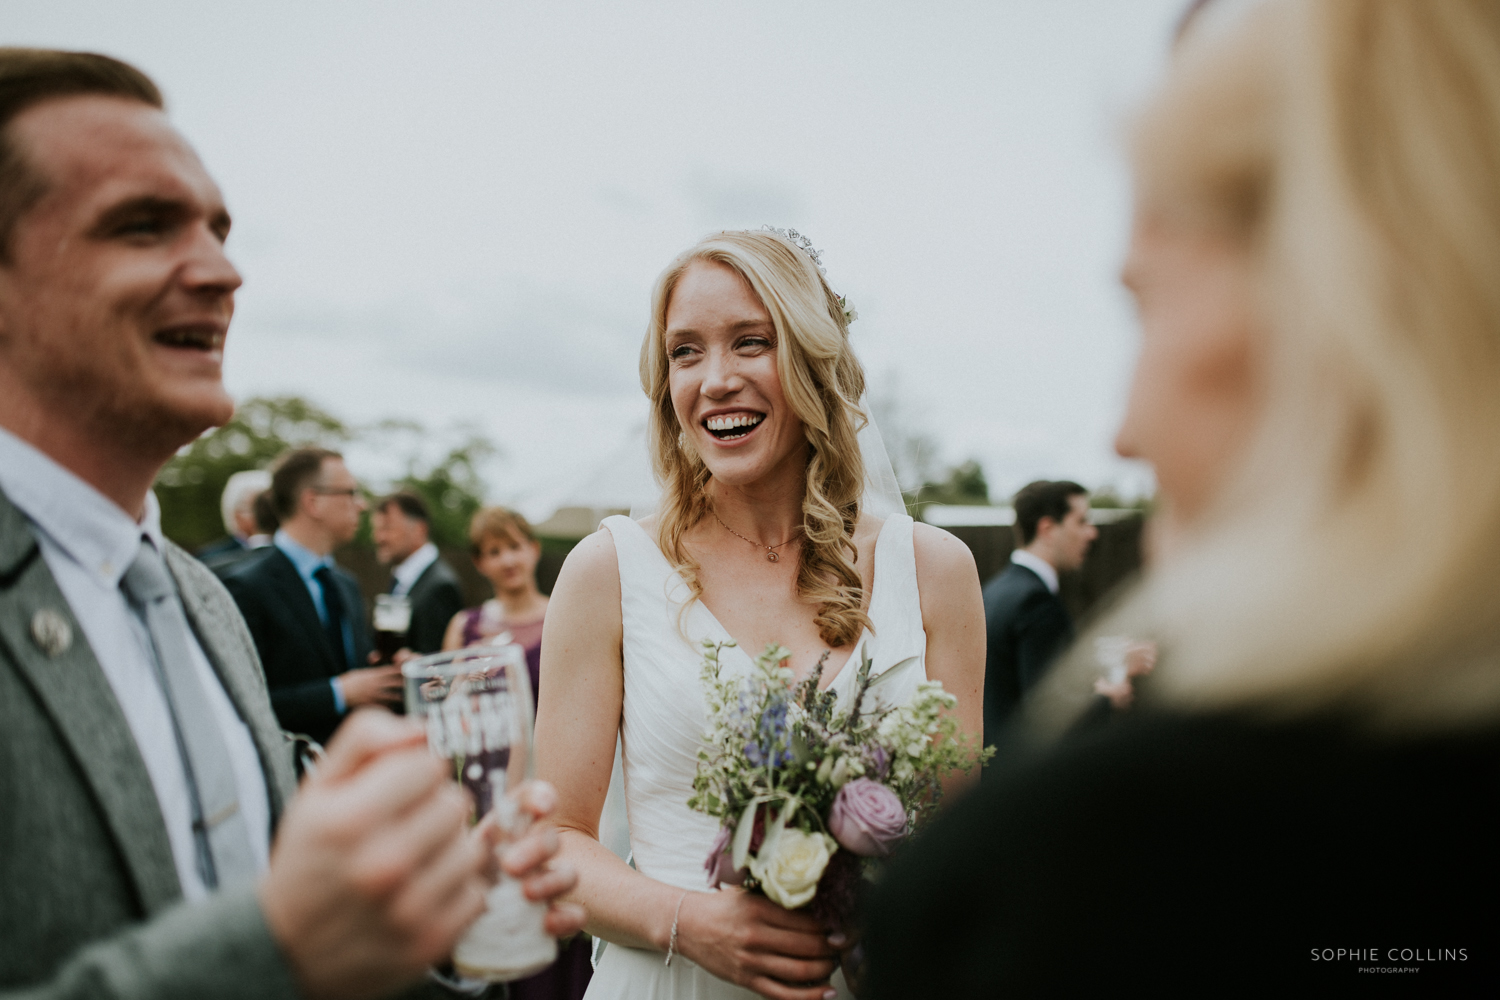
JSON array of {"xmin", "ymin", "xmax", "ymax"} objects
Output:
[
  {"xmin": 864, "ymin": 4, "xmax": 1500, "ymax": 994},
  {"xmin": 536, "ymin": 229, "xmax": 983, "ymax": 1000},
  {"xmin": 641, "ymin": 230, "xmax": 873, "ymax": 648},
  {"xmin": 1037, "ymin": 0, "xmax": 1500, "ymax": 733}
]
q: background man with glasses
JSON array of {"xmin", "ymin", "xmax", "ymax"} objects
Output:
[{"xmin": 225, "ymin": 447, "xmax": 404, "ymax": 745}]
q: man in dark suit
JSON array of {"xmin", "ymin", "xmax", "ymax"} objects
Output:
[
  {"xmin": 224, "ymin": 447, "xmax": 402, "ymax": 745},
  {"xmin": 373, "ymin": 490, "xmax": 465, "ymax": 655},
  {"xmin": 0, "ymin": 49, "xmax": 580, "ymax": 997},
  {"xmin": 982, "ymin": 480, "xmax": 1097, "ymax": 743}
]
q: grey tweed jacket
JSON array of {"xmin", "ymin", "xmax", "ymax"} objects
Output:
[{"xmin": 0, "ymin": 486, "xmax": 302, "ymax": 998}]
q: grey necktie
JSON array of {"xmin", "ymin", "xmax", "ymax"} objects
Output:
[{"xmin": 121, "ymin": 539, "xmax": 258, "ymax": 890}]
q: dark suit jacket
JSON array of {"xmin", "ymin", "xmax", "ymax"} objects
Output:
[
  {"xmin": 866, "ymin": 710, "xmax": 1499, "ymax": 993},
  {"xmin": 223, "ymin": 547, "xmax": 371, "ymax": 745},
  {"xmin": 196, "ymin": 534, "xmax": 246, "ymax": 561},
  {"xmin": 982, "ymin": 561, "xmax": 1074, "ymax": 744},
  {"xmin": 0, "ymin": 487, "xmax": 301, "ymax": 998},
  {"xmin": 400, "ymin": 556, "xmax": 465, "ymax": 655},
  {"xmin": 202, "ymin": 542, "xmax": 272, "ymax": 581}
]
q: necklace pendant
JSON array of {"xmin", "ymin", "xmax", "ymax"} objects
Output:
[{"xmin": 767, "ymin": 549, "xmax": 779, "ymax": 563}]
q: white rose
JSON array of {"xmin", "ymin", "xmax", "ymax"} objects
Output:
[{"xmin": 751, "ymin": 828, "xmax": 837, "ymax": 909}]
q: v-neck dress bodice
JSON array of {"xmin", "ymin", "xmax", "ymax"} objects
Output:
[{"xmin": 585, "ymin": 514, "xmax": 928, "ymax": 999}]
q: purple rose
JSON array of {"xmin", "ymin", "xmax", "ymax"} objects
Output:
[
  {"xmin": 828, "ymin": 779, "xmax": 907, "ymax": 858},
  {"xmin": 704, "ymin": 825, "xmax": 746, "ymax": 888}
]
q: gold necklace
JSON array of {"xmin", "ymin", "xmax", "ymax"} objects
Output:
[{"xmin": 711, "ymin": 509, "xmax": 798, "ymax": 562}]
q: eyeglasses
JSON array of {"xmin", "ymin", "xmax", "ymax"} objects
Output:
[{"xmin": 311, "ymin": 487, "xmax": 361, "ymax": 499}]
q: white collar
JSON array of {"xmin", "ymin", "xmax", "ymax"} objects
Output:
[
  {"xmin": 1010, "ymin": 548, "xmax": 1059, "ymax": 594},
  {"xmin": 0, "ymin": 426, "xmax": 164, "ymax": 588},
  {"xmin": 391, "ymin": 541, "xmax": 440, "ymax": 595}
]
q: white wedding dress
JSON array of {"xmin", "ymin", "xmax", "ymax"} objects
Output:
[{"xmin": 584, "ymin": 513, "xmax": 930, "ymax": 1000}]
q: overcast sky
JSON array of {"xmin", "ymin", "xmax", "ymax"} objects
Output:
[{"xmin": 10, "ymin": 0, "xmax": 1185, "ymax": 510}]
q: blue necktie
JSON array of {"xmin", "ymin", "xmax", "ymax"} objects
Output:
[{"xmin": 313, "ymin": 565, "xmax": 349, "ymax": 671}]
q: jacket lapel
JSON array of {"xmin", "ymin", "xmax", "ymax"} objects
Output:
[
  {"xmin": 263, "ymin": 548, "xmax": 343, "ymax": 674},
  {"xmin": 407, "ymin": 560, "xmax": 439, "ymax": 601},
  {"xmin": 0, "ymin": 489, "xmax": 182, "ymax": 914},
  {"xmin": 166, "ymin": 545, "xmax": 297, "ymax": 819}
]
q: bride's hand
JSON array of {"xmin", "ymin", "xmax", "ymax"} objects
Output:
[{"xmin": 676, "ymin": 888, "xmax": 840, "ymax": 1000}]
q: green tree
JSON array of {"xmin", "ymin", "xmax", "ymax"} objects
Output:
[
  {"xmin": 1087, "ymin": 487, "xmax": 1155, "ymax": 514},
  {"xmin": 910, "ymin": 459, "xmax": 991, "ymax": 510},
  {"xmin": 155, "ymin": 396, "xmax": 351, "ymax": 550},
  {"xmin": 389, "ymin": 434, "xmax": 496, "ymax": 551}
]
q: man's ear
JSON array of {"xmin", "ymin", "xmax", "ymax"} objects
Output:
[{"xmin": 295, "ymin": 487, "xmax": 317, "ymax": 521}]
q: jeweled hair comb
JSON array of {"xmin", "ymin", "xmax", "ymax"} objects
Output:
[
  {"xmin": 760, "ymin": 225, "xmax": 858, "ymax": 326},
  {"xmin": 761, "ymin": 225, "xmax": 825, "ymax": 274}
]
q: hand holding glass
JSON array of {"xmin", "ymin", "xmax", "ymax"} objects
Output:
[{"xmin": 403, "ymin": 645, "xmax": 558, "ymax": 981}]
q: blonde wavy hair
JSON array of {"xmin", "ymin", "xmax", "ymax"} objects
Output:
[
  {"xmin": 1039, "ymin": 0, "xmax": 1500, "ymax": 733},
  {"xmin": 640, "ymin": 230, "xmax": 871, "ymax": 648}
]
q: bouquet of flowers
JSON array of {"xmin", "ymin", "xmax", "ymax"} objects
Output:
[{"xmin": 689, "ymin": 639, "xmax": 990, "ymax": 929}]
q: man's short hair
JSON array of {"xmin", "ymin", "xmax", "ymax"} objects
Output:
[
  {"xmin": 1013, "ymin": 480, "xmax": 1088, "ymax": 547},
  {"xmin": 269, "ymin": 447, "xmax": 342, "ymax": 521},
  {"xmin": 377, "ymin": 490, "xmax": 431, "ymax": 526},
  {"xmin": 0, "ymin": 49, "xmax": 163, "ymax": 262},
  {"xmin": 252, "ymin": 489, "xmax": 279, "ymax": 535}
]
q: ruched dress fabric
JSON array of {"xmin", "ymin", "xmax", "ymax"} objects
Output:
[{"xmin": 584, "ymin": 514, "xmax": 929, "ymax": 1000}]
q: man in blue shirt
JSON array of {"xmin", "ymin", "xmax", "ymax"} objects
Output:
[{"xmin": 224, "ymin": 447, "xmax": 402, "ymax": 744}]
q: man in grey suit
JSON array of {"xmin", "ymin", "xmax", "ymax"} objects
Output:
[{"xmin": 0, "ymin": 49, "xmax": 582, "ymax": 998}]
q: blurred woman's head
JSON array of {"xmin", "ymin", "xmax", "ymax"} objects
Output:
[
  {"xmin": 1075, "ymin": 0, "xmax": 1500, "ymax": 728},
  {"xmin": 640, "ymin": 229, "xmax": 872, "ymax": 647},
  {"xmin": 468, "ymin": 506, "xmax": 540, "ymax": 596}
]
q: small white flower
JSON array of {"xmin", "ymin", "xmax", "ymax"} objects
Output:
[
  {"xmin": 816, "ymin": 756, "xmax": 835, "ymax": 785},
  {"xmin": 841, "ymin": 296, "xmax": 859, "ymax": 326},
  {"xmin": 830, "ymin": 755, "xmax": 854, "ymax": 788}
]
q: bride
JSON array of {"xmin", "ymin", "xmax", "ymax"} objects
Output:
[{"xmin": 534, "ymin": 229, "xmax": 985, "ymax": 1000}]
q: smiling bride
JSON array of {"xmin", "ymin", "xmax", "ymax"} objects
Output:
[{"xmin": 534, "ymin": 229, "xmax": 984, "ymax": 1000}]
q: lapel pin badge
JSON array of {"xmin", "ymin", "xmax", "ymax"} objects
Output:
[{"xmin": 30, "ymin": 608, "xmax": 73, "ymax": 658}]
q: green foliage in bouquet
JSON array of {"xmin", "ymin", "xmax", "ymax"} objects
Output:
[{"xmin": 689, "ymin": 639, "xmax": 992, "ymax": 910}]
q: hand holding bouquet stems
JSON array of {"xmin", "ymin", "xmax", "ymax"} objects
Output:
[{"xmin": 690, "ymin": 641, "xmax": 992, "ymax": 930}]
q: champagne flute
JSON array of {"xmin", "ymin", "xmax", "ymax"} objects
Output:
[{"xmin": 402, "ymin": 645, "xmax": 558, "ymax": 981}]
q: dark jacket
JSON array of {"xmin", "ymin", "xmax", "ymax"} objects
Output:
[
  {"xmin": 866, "ymin": 709, "xmax": 1499, "ymax": 994},
  {"xmin": 202, "ymin": 542, "xmax": 273, "ymax": 581},
  {"xmin": 223, "ymin": 548, "xmax": 371, "ymax": 745},
  {"xmin": 196, "ymin": 534, "xmax": 246, "ymax": 561},
  {"xmin": 398, "ymin": 557, "xmax": 465, "ymax": 655},
  {"xmin": 982, "ymin": 561, "xmax": 1074, "ymax": 743}
]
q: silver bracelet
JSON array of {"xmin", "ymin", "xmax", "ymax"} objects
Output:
[{"xmin": 664, "ymin": 890, "xmax": 690, "ymax": 967}]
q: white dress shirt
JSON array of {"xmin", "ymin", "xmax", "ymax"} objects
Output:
[
  {"xmin": 390, "ymin": 541, "xmax": 439, "ymax": 597},
  {"xmin": 0, "ymin": 428, "xmax": 271, "ymax": 901},
  {"xmin": 1010, "ymin": 547, "xmax": 1060, "ymax": 595}
]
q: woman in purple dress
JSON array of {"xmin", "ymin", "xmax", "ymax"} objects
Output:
[{"xmin": 443, "ymin": 506, "xmax": 590, "ymax": 1000}]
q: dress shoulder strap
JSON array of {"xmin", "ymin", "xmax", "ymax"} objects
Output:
[
  {"xmin": 867, "ymin": 513, "xmax": 924, "ymax": 652},
  {"xmin": 599, "ymin": 515, "xmax": 692, "ymax": 621},
  {"xmin": 600, "ymin": 515, "xmax": 655, "ymax": 574}
]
